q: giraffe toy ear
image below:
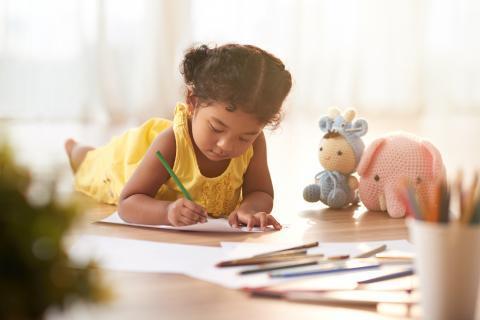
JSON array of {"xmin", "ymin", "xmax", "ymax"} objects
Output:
[
  {"xmin": 343, "ymin": 109, "xmax": 356, "ymax": 122},
  {"xmin": 328, "ymin": 107, "xmax": 341, "ymax": 118},
  {"xmin": 352, "ymin": 119, "xmax": 368, "ymax": 137},
  {"xmin": 319, "ymin": 116, "xmax": 334, "ymax": 132}
]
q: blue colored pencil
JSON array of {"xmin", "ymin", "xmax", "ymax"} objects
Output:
[
  {"xmin": 406, "ymin": 184, "xmax": 424, "ymax": 220},
  {"xmin": 269, "ymin": 262, "xmax": 380, "ymax": 278}
]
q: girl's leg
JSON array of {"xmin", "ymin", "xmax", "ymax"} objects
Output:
[{"xmin": 64, "ymin": 138, "xmax": 94, "ymax": 172}]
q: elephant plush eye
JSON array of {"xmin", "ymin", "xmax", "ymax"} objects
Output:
[
  {"xmin": 374, "ymin": 174, "xmax": 380, "ymax": 182},
  {"xmin": 416, "ymin": 176, "xmax": 422, "ymax": 184},
  {"xmin": 337, "ymin": 150, "xmax": 343, "ymax": 156}
]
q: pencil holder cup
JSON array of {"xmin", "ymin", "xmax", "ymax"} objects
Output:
[{"xmin": 407, "ymin": 218, "xmax": 480, "ymax": 320}]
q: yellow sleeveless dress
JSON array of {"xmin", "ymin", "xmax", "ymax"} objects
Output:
[{"xmin": 74, "ymin": 103, "xmax": 254, "ymax": 218}]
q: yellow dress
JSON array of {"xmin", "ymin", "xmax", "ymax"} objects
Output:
[{"xmin": 75, "ymin": 103, "xmax": 254, "ymax": 218}]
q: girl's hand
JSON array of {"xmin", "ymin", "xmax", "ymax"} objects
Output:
[
  {"xmin": 228, "ymin": 210, "xmax": 282, "ymax": 231},
  {"xmin": 167, "ymin": 198, "xmax": 207, "ymax": 226}
]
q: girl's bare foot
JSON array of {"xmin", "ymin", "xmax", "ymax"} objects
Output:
[{"xmin": 64, "ymin": 138, "xmax": 94, "ymax": 172}]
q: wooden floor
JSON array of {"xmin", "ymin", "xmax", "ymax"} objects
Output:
[{"xmin": 3, "ymin": 111, "xmax": 480, "ymax": 319}]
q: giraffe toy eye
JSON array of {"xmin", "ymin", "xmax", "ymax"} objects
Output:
[
  {"xmin": 416, "ymin": 176, "xmax": 422, "ymax": 184},
  {"xmin": 374, "ymin": 175, "xmax": 380, "ymax": 182},
  {"xmin": 337, "ymin": 150, "xmax": 343, "ymax": 156}
]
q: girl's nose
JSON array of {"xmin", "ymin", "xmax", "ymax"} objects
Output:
[{"xmin": 217, "ymin": 138, "xmax": 233, "ymax": 153}]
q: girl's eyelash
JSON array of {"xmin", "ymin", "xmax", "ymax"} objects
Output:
[
  {"xmin": 209, "ymin": 124, "xmax": 223, "ymax": 133},
  {"xmin": 239, "ymin": 137, "xmax": 250, "ymax": 142}
]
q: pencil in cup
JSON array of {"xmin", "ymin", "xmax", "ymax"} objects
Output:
[{"xmin": 155, "ymin": 150, "xmax": 193, "ymax": 201}]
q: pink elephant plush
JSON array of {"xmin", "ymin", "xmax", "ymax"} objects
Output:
[{"xmin": 357, "ymin": 132, "xmax": 445, "ymax": 218}]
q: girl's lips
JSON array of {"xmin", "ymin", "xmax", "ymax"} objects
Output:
[{"xmin": 208, "ymin": 150, "xmax": 227, "ymax": 160}]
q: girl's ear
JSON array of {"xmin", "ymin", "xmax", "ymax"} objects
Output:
[{"xmin": 186, "ymin": 92, "xmax": 197, "ymax": 115}]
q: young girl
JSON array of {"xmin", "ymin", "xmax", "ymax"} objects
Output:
[{"xmin": 65, "ymin": 43, "xmax": 292, "ymax": 230}]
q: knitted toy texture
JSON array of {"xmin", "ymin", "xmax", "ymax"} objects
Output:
[
  {"xmin": 303, "ymin": 107, "xmax": 368, "ymax": 208},
  {"xmin": 357, "ymin": 132, "xmax": 446, "ymax": 218}
]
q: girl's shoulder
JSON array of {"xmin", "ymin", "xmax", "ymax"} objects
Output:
[{"xmin": 149, "ymin": 126, "xmax": 177, "ymax": 169}]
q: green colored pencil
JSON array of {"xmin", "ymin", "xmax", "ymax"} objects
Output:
[{"xmin": 155, "ymin": 150, "xmax": 193, "ymax": 201}]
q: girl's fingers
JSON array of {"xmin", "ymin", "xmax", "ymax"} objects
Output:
[
  {"xmin": 182, "ymin": 199, "xmax": 207, "ymax": 217},
  {"xmin": 179, "ymin": 213, "xmax": 198, "ymax": 226},
  {"xmin": 180, "ymin": 207, "xmax": 204, "ymax": 225},
  {"xmin": 246, "ymin": 215, "xmax": 256, "ymax": 230},
  {"xmin": 258, "ymin": 213, "xmax": 267, "ymax": 230},
  {"xmin": 228, "ymin": 211, "xmax": 240, "ymax": 228},
  {"xmin": 267, "ymin": 215, "xmax": 282, "ymax": 230}
]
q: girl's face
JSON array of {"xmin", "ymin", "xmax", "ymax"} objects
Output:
[{"xmin": 190, "ymin": 101, "xmax": 264, "ymax": 161}]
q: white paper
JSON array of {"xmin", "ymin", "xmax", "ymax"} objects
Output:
[
  {"xmin": 220, "ymin": 240, "xmax": 414, "ymax": 259},
  {"xmin": 69, "ymin": 235, "xmax": 224, "ymax": 274},
  {"xmin": 99, "ymin": 211, "xmax": 274, "ymax": 233},
  {"xmin": 68, "ymin": 235, "xmax": 415, "ymax": 290}
]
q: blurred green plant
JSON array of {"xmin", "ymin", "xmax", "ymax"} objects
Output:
[{"xmin": 0, "ymin": 142, "xmax": 110, "ymax": 319}]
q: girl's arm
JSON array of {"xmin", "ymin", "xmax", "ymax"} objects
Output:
[
  {"xmin": 228, "ymin": 132, "xmax": 282, "ymax": 230},
  {"xmin": 118, "ymin": 127, "xmax": 206, "ymax": 225}
]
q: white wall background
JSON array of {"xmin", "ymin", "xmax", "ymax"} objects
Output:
[{"xmin": 1, "ymin": 0, "xmax": 480, "ymax": 122}]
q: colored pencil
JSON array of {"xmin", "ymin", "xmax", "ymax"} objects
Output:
[
  {"xmin": 354, "ymin": 244, "xmax": 387, "ymax": 258},
  {"xmin": 406, "ymin": 183, "xmax": 424, "ymax": 220},
  {"xmin": 463, "ymin": 172, "xmax": 478, "ymax": 224},
  {"xmin": 269, "ymin": 261, "xmax": 381, "ymax": 278},
  {"xmin": 239, "ymin": 259, "xmax": 318, "ymax": 275},
  {"xmin": 155, "ymin": 150, "xmax": 193, "ymax": 201},
  {"xmin": 470, "ymin": 189, "xmax": 480, "ymax": 224},
  {"xmin": 438, "ymin": 180, "xmax": 450, "ymax": 223},
  {"xmin": 252, "ymin": 241, "xmax": 319, "ymax": 257},
  {"xmin": 357, "ymin": 268, "xmax": 414, "ymax": 285},
  {"xmin": 216, "ymin": 253, "xmax": 324, "ymax": 268}
]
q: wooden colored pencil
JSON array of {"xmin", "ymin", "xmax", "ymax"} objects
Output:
[
  {"xmin": 357, "ymin": 268, "xmax": 414, "ymax": 284},
  {"xmin": 253, "ymin": 248, "xmax": 308, "ymax": 258},
  {"xmin": 470, "ymin": 184, "xmax": 480, "ymax": 224},
  {"xmin": 252, "ymin": 241, "xmax": 319, "ymax": 257},
  {"xmin": 438, "ymin": 180, "xmax": 450, "ymax": 223},
  {"xmin": 239, "ymin": 259, "xmax": 318, "ymax": 275},
  {"xmin": 455, "ymin": 170, "xmax": 464, "ymax": 222},
  {"xmin": 463, "ymin": 171, "xmax": 479, "ymax": 224},
  {"xmin": 216, "ymin": 253, "xmax": 324, "ymax": 267},
  {"xmin": 406, "ymin": 184, "xmax": 423, "ymax": 220},
  {"xmin": 354, "ymin": 244, "xmax": 387, "ymax": 258}
]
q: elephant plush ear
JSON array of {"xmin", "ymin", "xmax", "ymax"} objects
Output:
[
  {"xmin": 421, "ymin": 140, "xmax": 445, "ymax": 179},
  {"xmin": 352, "ymin": 119, "xmax": 368, "ymax": 137},
  {"xmin": 357, "ymin": 138, "xmax": 386, "ymax": 176},
  {"xmin": 319, "ymin": 116, "xmax": 334, "ymax": 132}
]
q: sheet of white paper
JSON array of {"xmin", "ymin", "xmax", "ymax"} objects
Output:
[
  {"xmin": 220, "ymin": 240, "xmax": 414, "ymax": 259},
  {"xmin": 69, "ymin": 235, "xmax": 223, "ymax": 274},
  {"xmin": 68, "ymin": 235, "xmax": 415, "ymax": 289},
  {"xmin": 68, "ymin": 235, "xmax": 287, "ymax": 289},
  {"xmin": 99, "ymin": 211, "xmax": 274, "ymax": 233}
]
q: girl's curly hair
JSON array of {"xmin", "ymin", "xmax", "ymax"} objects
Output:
[{"xmin": 180, "ymin": 44, "xmax": 292, "ymax": 127}]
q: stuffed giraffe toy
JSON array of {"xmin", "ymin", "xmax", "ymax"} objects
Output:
[{"xmin": 303, "ymin": 107, "xmax": 368, "ymax": 209}]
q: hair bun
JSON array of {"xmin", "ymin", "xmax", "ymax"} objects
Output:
[{"xmin": 181, "ymin": 44, "xmax": 210, "ymax": 84}]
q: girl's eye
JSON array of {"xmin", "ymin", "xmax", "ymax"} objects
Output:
[
  {"xmin": 239, "ymin": 137, "xmax": 250, "ymax": 143},
  {"xmin": 337, "ymin": 150, "xmax": 343, "ymax": 156},
  {"xmin": 209, "ymin": 124, "xmax": 223, "ymax": 133},
  {"xmin": 374, "ymin": 174, "xmax": 380, "ymax": 182}
]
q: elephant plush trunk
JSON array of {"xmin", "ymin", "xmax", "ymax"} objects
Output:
[{"xmin": 379, "ymin": 193, "xmax": 387, "ymax": 211}]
